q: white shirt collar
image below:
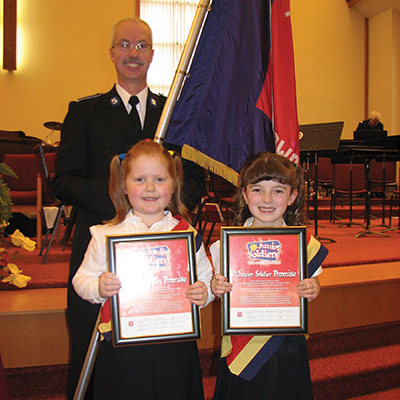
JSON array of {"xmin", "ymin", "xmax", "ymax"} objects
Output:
[
  {"xmin": 244, "ymin": 217, "xmax": 287, "ymax": 227},
  {"xmin": 115, "ymin": 84, "xmax": 148, "ymax": 126},
  {"xmin": 123, "ymin": 209, "xmax": 175, "ymax": 229}
]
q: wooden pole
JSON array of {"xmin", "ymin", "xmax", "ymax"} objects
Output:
[{"xmin": 3, "ymin": 0, "xmax": 17, "ymax": 71}]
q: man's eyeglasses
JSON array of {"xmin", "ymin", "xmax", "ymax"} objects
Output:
[{"xmin": 112, "ymin": 42, "xmax": 152, "ymax": 52}]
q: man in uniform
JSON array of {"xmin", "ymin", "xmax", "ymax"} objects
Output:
[{"xmin": 52, "ymin": 18, "xmax": 205, "ymax": 399}]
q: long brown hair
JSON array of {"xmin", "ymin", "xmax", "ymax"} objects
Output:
[
  {"xmin": 107, "ymin": 140, "xmax": 190, "ymax": 225},
  {"xmin": 234, "ymin": 151, "xmax": 306, "ymax": 226}
]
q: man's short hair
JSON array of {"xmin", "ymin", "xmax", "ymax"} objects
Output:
[{"xmin": 110, "ymin": 18, "xmax": 153, "ymax": 48}]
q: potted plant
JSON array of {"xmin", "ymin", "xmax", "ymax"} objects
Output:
[{"xmin": 0, "ymin": 162, "xmax": 33, "ymax": 287}]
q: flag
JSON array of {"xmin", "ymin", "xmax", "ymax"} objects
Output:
[
  {"xmin": 258, "ymin": 0, "xmax": 300, "ymax": 163},
  {"xmin": 164, "ymin": 0, "xmax": 299, "ymax": 185}
]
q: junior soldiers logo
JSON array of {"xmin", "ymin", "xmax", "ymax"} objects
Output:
[
  {"xmin": 138, "ymin": 246, "xmax": 171, "ymax": 268},
  {"xmin": 246, "ymin": 240, "xmax": 282, "ymax": 264}
]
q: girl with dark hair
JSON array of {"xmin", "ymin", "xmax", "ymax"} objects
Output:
[{"xmin": 210, "ymin": 151, "xmax": 328, "ymax": 400}]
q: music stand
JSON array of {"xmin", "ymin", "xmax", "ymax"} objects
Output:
[
  {"xmin": 372, "ymin": 155, "xmax": 391, "ymax": 230},
  {"xmin": 337, "ymin": 145, "xmax": 399, "ymax": 238},
  {"xmin": 353, "ymin": 130, "xmax": 387, "ymax": 141},
  {"xmin": 300, "ymin": 121, "xmax": 344, "ymax": 242},
  {"xmin": 352, "ymin": 149, "xmax": 397, "ymax": 238}
]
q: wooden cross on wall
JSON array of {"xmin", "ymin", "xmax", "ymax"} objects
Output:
[{"xmin": 3, "ymin": 0, "xmax": 17, "ymax": 70}]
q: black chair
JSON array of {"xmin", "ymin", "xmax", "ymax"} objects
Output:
[
  {"xmin": 61, "ymin": 205, "xmax": 77, "ymax": 251},
  {"xmin": 305, "ymin": 157, "xmax": 334, "ymax": 200},
  {"xmin": 331, "ymin": 163, "xmax": 366, "ymax": 227},
  {"xmin": 33, "ymin": 144, "xmax": 76, "ymax": 263},
  {"xmin": 388, "ymin": 165, "xmax": 400, "ymax": 228},
  {"xmin": 209, "ymin": 172, "xmax": 237, "ymax": 225},
  {"xmin": 190, "ymin": 169, "xmax": 215, "ymax": 234},
  {"xmin": 202, "ymin": 203, "xmax": 234, "ymax": 248},
  {"xmin": 317, "ymin": 157, "xmax": 334, "ymax": 197},
  {"xmin": 389, "ymin": 189, "xmax": 400, "ymax": 227},
  {"xmin": 370, "ymin": 159, "xmax": 397, "ymax": 227},
  {"xmin": 370, "ymin": 159, "xmax": 397, "ymax": 196}
]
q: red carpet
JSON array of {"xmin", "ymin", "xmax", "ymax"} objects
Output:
[
  {"xmin": 204, "ymin": 218, "xmax": 400, "ymax": 267},
  {"xmin": 308, "ymin": 219, "xmax": 400, "ymax": 267},
  {"xmin": 5, "ymin": 322, "xmax": 400, "ymax": 400},
  {"xmin": 1, "ymin": 218, "xmax": 400, "ymax": 290},
  {"xmin": 308, "ymin": 321, "xmax": 400, "ymax": 400},
  {"xmin": 0, "ymin": 241, "xmax": 70, "ymax": 290}
]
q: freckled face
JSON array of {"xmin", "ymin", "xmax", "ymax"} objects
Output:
[
  {"xmin": 124, "ymin": 154, "xmax": 174, "ymax": 225},
  {"xmin": 242, "ymin": 180, "xmax": 298, "ymax": 227}
]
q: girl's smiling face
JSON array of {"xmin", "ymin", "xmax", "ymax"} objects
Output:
[
  {"xmin": 124, "ymin": 154, "xmax": 174, "ymax": 226},
  {"xmin": 242, "ymin": 180, "xmax": 298, "ymax": 227}
]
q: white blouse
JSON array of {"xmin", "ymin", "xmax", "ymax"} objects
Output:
[{"xmin": 73, "ymin": 210, "xmax": 214, "ymax": 307}]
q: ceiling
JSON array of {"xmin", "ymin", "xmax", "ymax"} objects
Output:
[{"xmin": 348, "ymin": 0, "xmax": 400, "ymax": 18}]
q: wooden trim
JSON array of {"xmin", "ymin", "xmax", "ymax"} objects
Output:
[
  {"xmin": 3, "ymin": 0, "xmax": 17, "ymax": 71},
  {"xmin": 135, "ymin": 0, "xmax": 140, "ymax": 17},
  {"xmin": 309, "ymin": 262, "xmax": 400, "ymax": 333}
]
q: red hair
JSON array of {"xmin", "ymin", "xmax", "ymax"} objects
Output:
[{"xmin": 107, "ymin": 140, "xmax": 190, "ymax": 225}]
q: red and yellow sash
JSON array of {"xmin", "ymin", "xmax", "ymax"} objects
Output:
[{"xmin": 223, "ymin": 232, "xmax": 328, "ymax": 381}]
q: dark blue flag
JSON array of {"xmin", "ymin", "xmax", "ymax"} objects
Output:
[{"xmin": 164, "ymin": 0, "xmax": 299, "ymax": 185}]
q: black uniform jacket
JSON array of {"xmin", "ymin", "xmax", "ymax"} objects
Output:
[
  {"xmin": 51, "ymin": 85, "xmax": 206, "ymax": 400},
  {"xmin": 52, "ymin": 86, "xmax": 166, "ymax": 278}
]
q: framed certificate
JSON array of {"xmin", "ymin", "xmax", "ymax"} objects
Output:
[
  {"xmin": 221, "ymin": 226, "xmax": 307, "ymax": 335},
  {"xmin": 107, "ymin": 231, "xmax": 200, "ymax": 346}
]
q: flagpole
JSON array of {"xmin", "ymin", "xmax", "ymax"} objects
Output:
[
  {"xmin": 73, "ymin": 311, "xmax": 101, "ymax": 400},
  {"xmin": 72, "ymin": 4, "xmax": 212, "ymax": 386},
  {"xmin": 154, "ymin": 0, "xmax": 212, "ymax": 144}
]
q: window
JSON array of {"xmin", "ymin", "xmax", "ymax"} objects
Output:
[{"xmin": 140, "ymin": 0, "xmax": 198, "ymax": 96}]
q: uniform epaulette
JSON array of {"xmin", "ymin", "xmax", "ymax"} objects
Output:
[
  {"xmin": 149, "ymin": 93, "xmax": 166, "ymax": 108},
  {"xmin": 75, "ymin": 93, "xmax": 103, "ymax": 102}
]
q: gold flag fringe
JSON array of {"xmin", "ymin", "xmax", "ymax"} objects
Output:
[{"xmin": 182, "ymin": 144, "xmax": 240, "ymax": 187}]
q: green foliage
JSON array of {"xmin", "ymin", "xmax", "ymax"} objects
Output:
[
  {"xmin": 0, "ymin": 163, "xmax": 18, "ymax": 180},
  {"xmin": 0, "ymin": 162, "xmax": 18, "ymax": 228}
]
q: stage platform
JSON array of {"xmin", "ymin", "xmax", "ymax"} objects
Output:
[
  {"xmin": 1, "ymin": 261, "xmax": 400, "ymax": 369},
  {"xmin": 1, "ymin": 196, "xmax": 399, "ymax": 369}
]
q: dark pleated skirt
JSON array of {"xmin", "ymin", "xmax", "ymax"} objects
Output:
[
  {"xmin": 93, "ymin": 339, "xmax": 204, "ymax": 400},
  {"xmin": 213, "ymin": 335, "xmax": 313, "ymax": 400}
]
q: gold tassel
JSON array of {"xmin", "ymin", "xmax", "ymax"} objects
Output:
[{"xmin": 182, "ymin": 145, "xmax": 240, "ymax": 187}]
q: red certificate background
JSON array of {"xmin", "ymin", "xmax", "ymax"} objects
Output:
[
  {"xmin": 115, "ymin": 238, "xmax": 191, "ymax": 318},
  {"xmin": 229, "ymin": 234, "xmax": 300, "ymax": 309}
]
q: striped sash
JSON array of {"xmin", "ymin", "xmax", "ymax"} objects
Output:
[{"xmin": 224, "ymin": 232, "xmax": 328, "ymax": 381}]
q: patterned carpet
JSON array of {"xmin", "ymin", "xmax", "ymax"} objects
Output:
[{"xmin": 4, "ymin": 322, "xmax": 400, "ymax": 399}]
